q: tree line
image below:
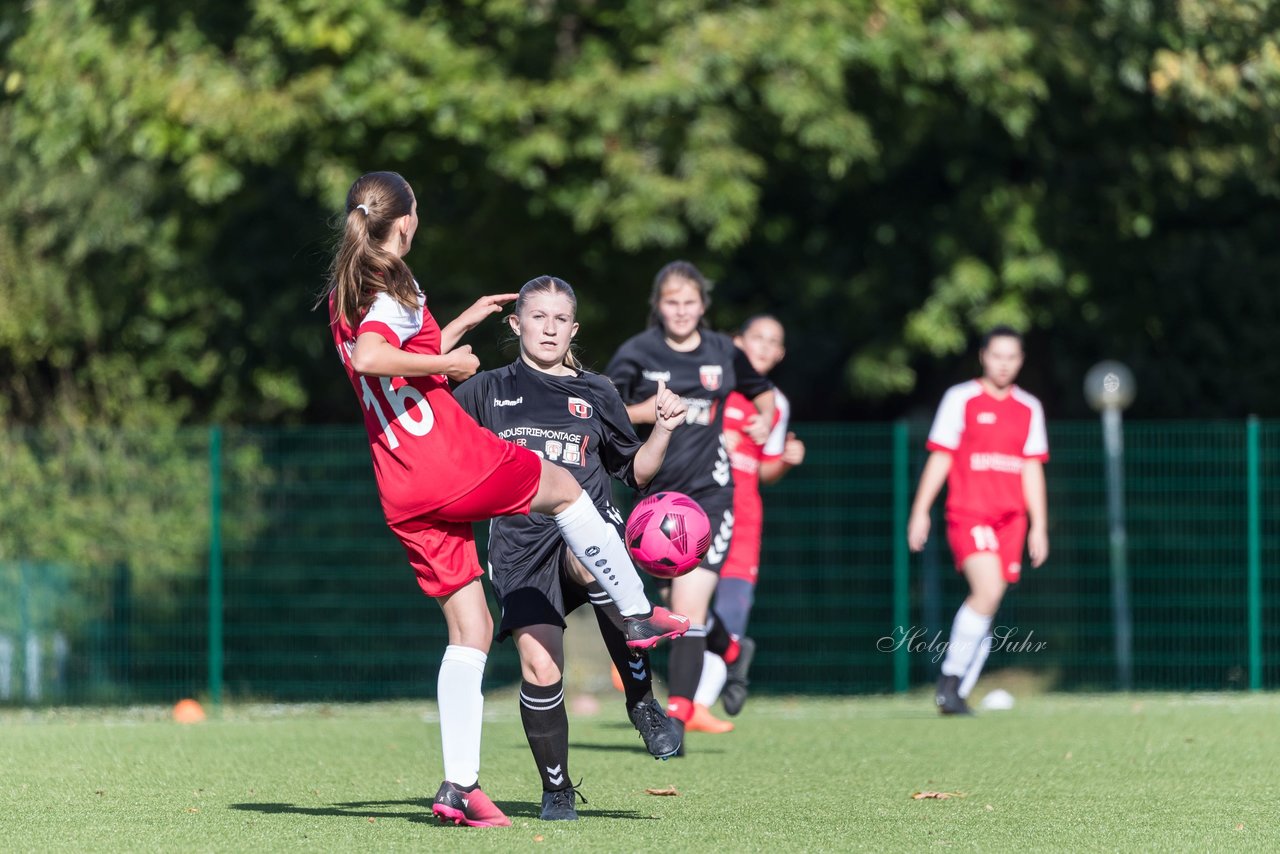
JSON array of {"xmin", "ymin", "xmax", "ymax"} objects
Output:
[{"xmin": 3, "ymin": 0, "xmax": 1279, "ymax": 432}]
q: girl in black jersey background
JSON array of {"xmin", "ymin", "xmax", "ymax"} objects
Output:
[
  {"xmin": 605, "ymin": 261, "xmax": 776, "ymax": 749},
  {"xmin": 455, "ymin": 276, "xmax": 688, "ymax": 821}
]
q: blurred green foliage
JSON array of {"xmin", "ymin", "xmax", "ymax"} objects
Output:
[{"xmin": 5, "ymin": 0, "xmax": 1280, "ymax": 426}]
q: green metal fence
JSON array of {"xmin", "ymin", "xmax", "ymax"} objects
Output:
[{"xmin": 1, "ymin": 420, "xmax": 1277, "ymax": 705}]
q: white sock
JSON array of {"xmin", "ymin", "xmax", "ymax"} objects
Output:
[
  {"xmin": 438, "ymin": 645, "xmax": 486, "ymax": 787},
  {"xmin": 958, "ymin": 634, "xmax": 993, "ymax": 699},
  {"xmin": 694, "ymin": 651, "xmax": 727, "ymax": 707},
  {"xmin": 553, "ymin": 491, "xmax": 651, "ymax": 616},
  {"xmin": 941, "ymin": 604, "xmax": 992, "ymax": 678}
]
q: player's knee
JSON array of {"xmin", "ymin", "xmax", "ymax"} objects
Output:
[
  {"xmin": 455, "ymin": 619, "xmax": 493, "ymax": 652},
  {"xmin": 520, "ymin": 649, "xmax": 563, "ymax": 686},
  {"xmin": 968, "ymin": 587, "xmax": 1005, "ymax": 616},
  {"xmin": 533, "ymin": 461, "xmax": 581, "ymax": 516}
]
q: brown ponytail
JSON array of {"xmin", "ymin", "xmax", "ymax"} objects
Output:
[{"xmin": 319, "ymin": 171, "xmax": 420, "ymax": 331}]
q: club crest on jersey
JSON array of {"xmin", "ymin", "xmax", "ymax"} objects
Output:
[
  {"xmin": 699, "ymin": 365, "xmax": 723, "ymax": 391},
  {"xmin": 567, "ymin": 397, "xmax": 593, "ymax": 419}
]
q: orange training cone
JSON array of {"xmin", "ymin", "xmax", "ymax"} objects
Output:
[
  {"xmin": 610, "ymin": 663, "xmax": 625, "ymax": 692},
  {"xmin": 172, "ymin": 698, "xmax": 206, "ymax": 724}
]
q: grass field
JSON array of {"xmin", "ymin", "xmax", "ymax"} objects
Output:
[{"xmin": 4, "ymin": 689, "xmax": 1279, "ymax": 852}]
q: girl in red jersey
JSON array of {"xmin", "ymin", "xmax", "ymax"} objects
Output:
[
  {"xmin": 907, "ymin": 326, "xmax": 1049, "ymax": 715},
  {"xmin": 322, "ymin": 172, "xmax": 687, "ymax": 826},
  {"xmin": 694, "ymin": 315, "xmax": 806, "ymax": 718}
]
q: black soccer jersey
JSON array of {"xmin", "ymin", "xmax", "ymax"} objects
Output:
[
  {"xmin": 605, "ymin": 325, "xmax": 773, "ymax": 497},
  {"xmin": 454, "ymin": 358, "xmax": 644, "ymax": 577}
]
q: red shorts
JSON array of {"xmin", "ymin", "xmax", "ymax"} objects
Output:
[
  {"xmin": 388, "ymin": 444, "xmax": 542, "ymax": 598},
  {"xmin": 721, "ymin": 520, "xmax": 761, "ymax": 584},
  {"xmin": 945, "ymin": 513, "xmax": 1027, "ymax": 583}
]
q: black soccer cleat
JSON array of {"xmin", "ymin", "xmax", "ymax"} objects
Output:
[
  {"xmin": 935, "ymin": 674, "xmax": 973, "ymax": 716},
  {"xmin": 721, "ymin": 635, "xmax": 757, "ymax": 716},
  {"xmin": 540, "ymin": 784, "xmax": 587, "ymax": 821},
  {"xmin": 629, "ymin": 698, "xmax": 683, "ymax": 759}
]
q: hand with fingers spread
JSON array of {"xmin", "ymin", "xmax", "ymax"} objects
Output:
[{"xmin": 441, "ymin": 293, "xmax": 519, "ymax": 351}]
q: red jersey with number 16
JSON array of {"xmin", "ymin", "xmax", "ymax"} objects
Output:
[
  {"xmin": 925, "ymin": 380, "xmax": 1048, "ymax": 522},
  {"xmin": 330, "ymin": 290, "xmax": 514, "ymax": 523}
]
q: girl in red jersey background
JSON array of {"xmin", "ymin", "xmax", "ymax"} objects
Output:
[
  {"xmin": 907, "ymin": 326, "xmax": 1049, "ymax": 715},
  {"xmin": 694, "ymin": 315, "xmax": 805, "ymax": 720}
]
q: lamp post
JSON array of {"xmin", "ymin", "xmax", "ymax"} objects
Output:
[{"xmin": 1085, "ymin": 361, "xmax": 1136, "ymax": 691}]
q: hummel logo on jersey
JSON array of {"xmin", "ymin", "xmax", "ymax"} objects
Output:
[
  {"xmin": 643, "ymin": 370, "xmax": 671, "ymax": 382},
  {"xmin": 977, "ymin": 411, "xmax": 997, "ymax": 424},
  {"xmin": 568, "ymin": 396, "xmax": 593, "ymax": 419},
  {"xmin": 493, "ymin": 397, "xmax": 523, "ymax": 407}
]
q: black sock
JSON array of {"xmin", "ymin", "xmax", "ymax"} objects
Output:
[
  {"xmin": 587, "ymin": 581, "xmax": 655, "ymax": 709},
  {"xmin": 705, "ymin": 609, "xmax": 733, "ymax": 657},
  {"xmin": 667, "ymin": 625, "xmax": 707, "ymax": 703},
  {"xmin": 519, "ymin": 680, "xmax": 570, "ymax": 792}
]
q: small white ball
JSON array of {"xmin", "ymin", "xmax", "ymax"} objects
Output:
[{"xmin": 980, "ymin": 688, "xmax": 1015, "ymax": 710}]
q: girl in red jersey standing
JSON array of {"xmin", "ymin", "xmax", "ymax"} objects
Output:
[
  {"xmin": 322, "ymin": 172, "xmax": 687, "ymax": 826},
  {"xmin": 907, "ymin": 326, "xmax": 1049, "ymax": 715},
  {"xmin": 694, "ymin": 315, "xmax": 806, "ymax": 718}
]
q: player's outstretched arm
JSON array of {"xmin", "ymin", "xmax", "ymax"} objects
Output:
[
  {"xmin": 632, "ymin": 379, "xmax": 687, "ymax": 488},
  {"xmin": 1023, "ymin": 459, "xmax": 1049, "ymax": 567},
  {"xmin": 439, "ymin": 293, "xmax": 518, "ymax": 353},
  {"xmin": 907, "ymin": 451, "xmax": 952, "ymax": 552}
]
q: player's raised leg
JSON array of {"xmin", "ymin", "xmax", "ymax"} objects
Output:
[
  {"xmin": 586, "ymin": 582, "xmax": 682, "ymax": 759},
  {"xmin": 533, "ymin": 463, "xmax": 688, "ymax": 646}
]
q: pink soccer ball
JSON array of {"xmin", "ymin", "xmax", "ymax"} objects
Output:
[{"xmin": 625, "ymin": 491, "xmax": 712, "ymax": 579}]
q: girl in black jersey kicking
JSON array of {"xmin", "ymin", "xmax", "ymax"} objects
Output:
[{"xmin": 455, "ymin": 276, "xmax": 688, "ymax": 821}]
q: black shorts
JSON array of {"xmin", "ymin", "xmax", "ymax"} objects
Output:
[
  {"xmin": 488, "ymin": 510, "xmax": 625, "ymax": 642},
  {"xmin": 492, "ymin": 545, "xmax": 593, "ymax": 642}
]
